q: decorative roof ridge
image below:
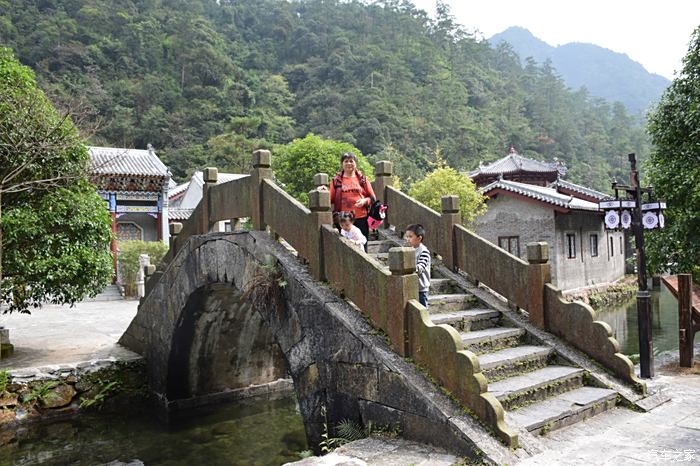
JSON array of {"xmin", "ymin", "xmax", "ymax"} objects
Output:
[
  {"xmin": 481, "ymin": 179, "xmax": 580, "ymax": 209},
  {"xmin": 553, "ymin": 179, "xmax": 609, "ymax": 200}
]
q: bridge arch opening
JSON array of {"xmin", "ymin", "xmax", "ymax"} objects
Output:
[{"xmin": 166, "ymin": 282, "xmax": 288, "ymax": 402}]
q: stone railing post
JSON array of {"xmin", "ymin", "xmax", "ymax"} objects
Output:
[
  {"xmin": 440, "ymin": 195, "xmax": 459, "ymax": 270},
  {"xmin": 202, "ymin": 167, "xmax": 218, "ymax": 233},
  {"xmin": 229, "ymin": 218, "xmax": 241, "ymax": 232},
  {"xmin": 143, "ymin": 264, "xmax": 157, "ymax": 297},
  {"xmin": 169, "ymin": 222, "xmax": 182, "ymax": 254},
  {"xmin": 251, "ymin": 150, "xmax": 272, "ymax": 231},
  {"xmin": 313, "ymin": 173, "xmax": 329, "ymax": 190},
  {"xmin": 387, "ymin": 247, "xmax": 419, "ymax": 356},
  {"xmin": 308, "ymin": 179, "xmax": 332, "ymax": 281},
  {"xmin": 136, "ymin": 253, "xmax": 151, "ymax": 298},
  {"xmin": 527, "ymin": 242, "xmax": 551, "ymax": 329},
  {"xmin": 373, "ymin": 161, "xmax": 393, "ymax": 228}
]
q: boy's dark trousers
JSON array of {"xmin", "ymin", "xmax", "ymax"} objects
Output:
[{"xmin": 418, "ymin": 291, "xmax": 428, "ymax": 308}]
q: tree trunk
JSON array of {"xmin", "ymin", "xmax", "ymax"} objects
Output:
[{"xmin": 0, "ymin": 189, "xmax": 3, "ymax": 303}]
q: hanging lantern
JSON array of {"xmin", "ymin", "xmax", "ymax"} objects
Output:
[
  {"xmin": 620, "ymin": 210, "xmax": 632, "ymax": 229},
  {"xmin": 642, "ymin": 211, "xmax": 658, "ymax": 229},
  {"xmin": 620, "ymin": 200, "xmax": 635, "ymax": 229},
  {"xmin": 599, "ymin": 199, "xmax": 621, "ymax": 230},
  {"xmin": 605, "ymin": 210, "xmax": 620, "ymax": 229},
  {"xmin": 641, "ymin": 202, "xmax": 663, "ymax": 230}
]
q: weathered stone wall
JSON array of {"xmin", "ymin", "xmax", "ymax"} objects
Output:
[
  {"xmin": 0, "ymin": 358, "xmax": 146, "ymax": 434},
  {"xmin": 544, "ymin": 284, "xmax": 645, "ymax": 392},
  {"xmin": 454, "ymin": 226, "xmax": 530, "ymax": 311},
  {"xmin": 385, "ymin": 187, "xmax": 441, "ymax": 253},
  {"xmin": 120, "ymin": 231, "xmax": 516, "ymax": 463},
  {"xmin": 207, "ymin": 176, "xmax": 251, "ymax": 224},
  {"xmin": 167, "ymin": 283, "xmax": 288, "ymax": 399},
  {"xmin": 554, "ymin": 211, "xmax": 626, "ymax": 290}
]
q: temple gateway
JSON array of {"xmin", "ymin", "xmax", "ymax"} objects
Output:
[{"xmin": 89, "ymin": 145, "xmax": 171, "ymax": 281}]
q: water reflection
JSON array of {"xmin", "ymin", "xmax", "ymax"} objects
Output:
[
  {"xmin": 595, "ymin": 285, "xmax": 681, "ymax": 357},
  {"xmin": 0, "ymin": 396, "xmax": 308, "ymax": 466}
]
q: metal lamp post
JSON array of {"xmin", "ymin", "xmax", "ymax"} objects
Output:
[{"xmin": 599, "ymin": 153, "xmax": 666, "ymax": 379}]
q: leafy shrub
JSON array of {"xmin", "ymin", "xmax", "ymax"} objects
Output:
[
  {"xmin": 118, "ymin": 240, "xmax": 168, "ymax": 297},
  {"xmin": 408, "ymin": 166, "xmax": 487, "ymax": 225}
]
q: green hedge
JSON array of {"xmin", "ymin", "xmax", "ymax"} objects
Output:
[{"xmin": 118, "ymin": 241, "xmax": 168, "ymax": 297}]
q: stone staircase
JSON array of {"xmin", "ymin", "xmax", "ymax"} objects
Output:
[
  {"xmin": 366, "ymin": 234, "xmax": 619, "ymax": 436},
  {"xmin": 84, "ymin": 284, "xmax": 124, "ymax": 302}
]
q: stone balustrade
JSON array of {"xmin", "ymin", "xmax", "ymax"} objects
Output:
[{"xmin": 144, "ymin": 150, "xmax": 643, "ymax": 448}]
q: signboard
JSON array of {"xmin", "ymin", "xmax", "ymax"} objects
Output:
[
  {"xmin": 599, "ymin": 200, "xmax": 621, "ymax": 209},
  {"xmin": 116, "ymin": 205, "xmax": 159, "ymax": 214}
]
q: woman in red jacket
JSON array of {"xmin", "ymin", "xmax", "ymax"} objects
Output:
[{"xmin": 330, "ymin": 152, "xmax": 376, "ymax": 242}]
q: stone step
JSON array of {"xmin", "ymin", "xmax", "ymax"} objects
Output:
[
  {"xmin": 427, "ymin": 293, "xmax": 480, "ymax": 313},
  {"xmin": 430, "ymin": 309, "xmax": 501, "ymax": 331},
  {"xmin": 366, "ymin": 240, "xmax": 393, "ymax": 254},
  {"xmin": 506, "ymin": 386, "xmax": 618, "ymax": 435},
  {"xmin": 488, "ymin": 366, "xmax": 585, "ymax": 411},
  {"xmin": 370, "ymin": 252, "xmax": 389, "ymax": 263},
  {"xmin": 84, "ymin": 285, "xmax": 123, "ymax": 302},
  {"xmin": 429, "ymin": 278, "xmax": 459, "ymax": 294},
  {"xmin": 460, "ymin": 327, "xmax": 526, "ymax": 354},
  {"xmin": 478, "ymin": 346, "xmax": 554, "ymax": 382}
]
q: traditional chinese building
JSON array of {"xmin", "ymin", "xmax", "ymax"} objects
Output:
[
  {"xmin": 470, "ymin": 145, "xmax": 564, "ymax": 188},
  {"xmin": 470, "ymin": 148, "xmax": 625, "ymax": 291},
  {"xmin": 89, "ymin": 145, "xmax": 171, "ymax": 280}
]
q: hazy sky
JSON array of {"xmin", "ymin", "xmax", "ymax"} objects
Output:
[{"xmin": 411, "ymin": 0, "xmax": 700, "ymax": 80}]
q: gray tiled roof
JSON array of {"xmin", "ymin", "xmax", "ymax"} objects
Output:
[
  {"xmin": 481, "ymin": 179, "xmax": 600, "ymax": 212},
  {"xmin": 89, "ymin": 146, "xmax": 170, "ymax": 178},
  {"xmin": 168, "ymin": 208, "xmax": 194, "ymax": 221},
  {"xmin": 470, "ymin": 153, "xmax": 560, "ymax": 178},
  {"xmin": 553, "ymin": 179, "xmax": 609, "ymax": 201}
]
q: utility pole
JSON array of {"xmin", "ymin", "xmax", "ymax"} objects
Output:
[{"xmin": 602, "ymin": 153, "xmax": 665, "ymax": 379}]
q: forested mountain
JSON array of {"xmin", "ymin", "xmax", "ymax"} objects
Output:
[
  {"xmin": 0, "ymin": 0, "xmax": 649, "ymax": 190},
  {"xmin": 489, "ymin": 26, "xmax": 670, "ymax": 117}
]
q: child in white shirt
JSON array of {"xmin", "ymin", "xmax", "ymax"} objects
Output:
[{"xmin": 338, "ymin": 211, "xmax": 367, "ymax": 250}]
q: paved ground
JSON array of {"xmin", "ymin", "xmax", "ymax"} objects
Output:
[{"xmin": 0, "ymin": 299, "xmax": 139, "ymax": 370}]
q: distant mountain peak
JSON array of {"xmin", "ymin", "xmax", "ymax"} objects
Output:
[{"xmin": 489, "ymin": 27, "xmax": 670, "ymax": 116}]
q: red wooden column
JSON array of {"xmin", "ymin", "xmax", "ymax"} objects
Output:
[{"xmin": 110, "ymin": 211, "xmax": 118, "ymax": 283}]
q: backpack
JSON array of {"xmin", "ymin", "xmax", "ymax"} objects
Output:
[{"xmin": 367, "ymin": 200, "xmax": 387, "ymax": 229}]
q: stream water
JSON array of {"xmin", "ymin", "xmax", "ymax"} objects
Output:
[
  {"xmin": 0, "ymin": 395, "xmax": 308, "ymax": 466},
  {"xmin": 595, "ymin": 284, "xmax": 683, "ymax": 358}
]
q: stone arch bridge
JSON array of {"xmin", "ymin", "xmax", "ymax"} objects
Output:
[{"xmin": 120, "ymin": 151, "xmax": 648, "ymax": 462}]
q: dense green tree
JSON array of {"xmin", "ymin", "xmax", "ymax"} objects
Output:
[
  {"xmin": 1, "ymin": 0, "xmax": 650, "ymax": 189},
  {"xmin": 0, "ymin": 47, "xmax": 113, "ymax": 313},
  {"xmin": 645, "ymin": 27, "xmax": 700, "ymax": 280},
  {"xmin": 275, "ymin": 134, "xmax": 371, "ymax": 204}
]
